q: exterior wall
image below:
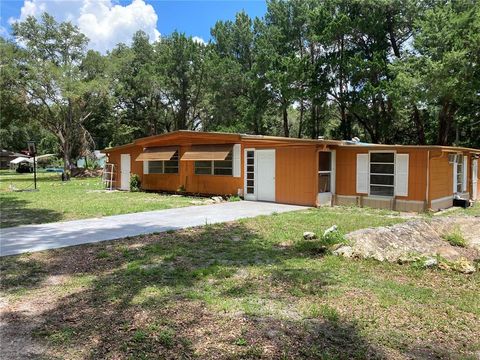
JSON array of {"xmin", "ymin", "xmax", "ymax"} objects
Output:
[
  {"xmin": 103, "ymin": 132, "xmax": 479, "ymax": 211},
  {"xmin": 105, "ymin": 144, "xmax": 143, "ymax": 189},
  {"xmin": 334, "ymin": 147, "xmax": 428, "ymax": 211},
  {"xmin": 241, "ymin": 141, "xmax": 319, "ymax": 206},
  {"xmin": 275, "ymin": 146, "xmax": 317, "ymax": 206},
  {"xmin": 428, "ymin": 151, "xmax": 474, "ymax": 209},
  {"xmin": 108, "ymin": 142, "xmax": 242, "ymax": 196},
  {"xmin": 107, "ymin": 137, "xmax": 320, "ymax": 205},
  {"xmin": 429, "ymin": 152, "xmax": 453, "ymax": 203}
]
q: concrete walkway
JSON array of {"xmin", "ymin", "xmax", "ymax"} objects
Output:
[{"xmin": 0, "ymin": 201, "xmax": 307, "ymax": 257}]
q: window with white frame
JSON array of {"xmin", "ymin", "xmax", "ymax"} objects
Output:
[
  {"xmin": 369, "ymin": 152, "xmax": 395, "ymax": 196},
  {"xmin": 245, "ymin": 150, "xmax": 255, "ymax": 194},
  {"xmin": 194, "ymin": 151, "xmax": 233, "ymax": 176},
  {"xmin": 456, "ymin": 156, "xmax": 463, "ymax": 193},
  {"xmin": 318, "ymin": 152, "xmax": 332, "ymax": 193},
  {"xmin": 148, "ymin": 151, "xmax": 179, "ymax": 174}
]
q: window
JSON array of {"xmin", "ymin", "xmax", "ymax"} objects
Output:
[
  {"xmin": 369, "ymin": 152, "xmax": 394, "ymax": 196},
  {"xmin": 194, "ymin": 151, "xmax": 233, "ymax": 176},
  {"xmin": 148, "ymin": 151, "xmax": 179, "ymax": 174},
  {"xmin": 246, "ymin": 150, "xmax": 255, "ymax": 194},
  {"xmin": 456, "ymin": 156, "xmax": 463, "ymax": 193},
  {"xmin": 318, "ymin": 152, "xmax": 331, "ymax": 193}
]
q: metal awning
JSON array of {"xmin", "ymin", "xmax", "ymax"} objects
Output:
[
  {"xmin": 135, "ymin": 146, "xmax": 178, "ymax": 161},
  {"xmin": 181, "ymin": 144, "xmax": 232, "ymax": 161}
]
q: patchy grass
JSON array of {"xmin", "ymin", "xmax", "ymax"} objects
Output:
[
  {"xmin": 0, "ymin": 171, "xmax": 201, "ymax": 228},
  {"xmin": 443, "ymin": 228, "xmax": 468, "ymax": 247},
  {"xmin": 1, "ymin": 206, "xmax": 478, "ymax": 359}
]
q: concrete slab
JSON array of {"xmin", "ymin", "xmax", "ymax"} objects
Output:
[{"xmin": 0, "ymin": 201, "xmax": 307, "ymax": 257}]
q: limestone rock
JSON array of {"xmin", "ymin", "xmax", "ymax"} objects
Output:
[
  {"xmin": 333, "ymin": 245, "xmax": 353, "ymax": 258},
  {"xmin": 303, "ymin": 231, "xmax": 317, "ymax": 240},
  {"xmin": 452, "ymin": 259, "xmax": 476, "ymax": 274},
  {"xmin": 323, "ymin": 225, "xmax": 338, "ymax": 237},
  {"xmin": 337, "ymin": 216, "xmax": 480, "ymax": 273},
  {"xmin": 423, "ymin": 257, "xmax": 438, "ymax": 268}
]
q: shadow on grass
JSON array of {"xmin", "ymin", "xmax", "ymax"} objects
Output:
[
  {"xmin": 0, "ymin": 195, "xmax": 63, "ymax": 228},
  {"xmin": 0, "ymin": 223, "xmax": 384, "ymax": 359}
]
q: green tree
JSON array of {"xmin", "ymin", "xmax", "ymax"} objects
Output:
[{"xmin": 12, "ymin": 13, "xmax": 104, "ymax": 170}]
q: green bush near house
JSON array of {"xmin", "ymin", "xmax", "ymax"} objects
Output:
[{"xmin": 130, "ymin": 173, "xmax": 141, "ymax": 192}]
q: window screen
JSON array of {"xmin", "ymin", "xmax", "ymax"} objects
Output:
[{"xmin": 370, "ymin": 152, "xmax": 394, "ymax": 196}]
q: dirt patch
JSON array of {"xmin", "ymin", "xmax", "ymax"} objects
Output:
[{"xmin": 335, "ymin": 216, "xmax": 480, "ymax": 271}]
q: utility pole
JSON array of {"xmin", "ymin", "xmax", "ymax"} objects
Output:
[{"xmin": 27, "ymin": 140, "xmax": 37, "ymax": 190}]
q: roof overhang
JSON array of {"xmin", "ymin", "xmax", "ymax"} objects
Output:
[
  {"xmin": 136, "ymin": 146, "xmax": 178, "ymax": 161},
  {"xmin": 181, "ymin": 144, "xmax": 232, "ymax": 161}
]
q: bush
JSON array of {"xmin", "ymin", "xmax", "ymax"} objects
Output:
[
  {"xmin": 321, "ymin": 230, "xmax": 345, "ymax": 247},
  {"xmin": 130, "ymin": 173, "xmax": 141, "ymax": 192}
]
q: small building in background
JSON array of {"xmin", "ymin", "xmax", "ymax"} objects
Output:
[
  {"xmin": 0, "ymin": 149, "xmax": 29, "ymax": 169},
  {"xmin": 76, "ymin": 150, "xmax": 107, "ymax": 169}
]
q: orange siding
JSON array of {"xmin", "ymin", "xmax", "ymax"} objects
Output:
[
  {"xmin": 334, "ymin": 147, "xmax": 427, "ymax": 201},
  {"xmin": 103, "ymin": 131, "xmax": 479, "ymax": 207},
  {"xmin": 335, "ymin": 147, "xmax": 367, "ymax": 196},
  {"xmin": 107, "ymin": 142, "xmax": 242, "ymax": 196},
  {"xmin": 429, "ymin": 152, "xmax": 453, "ymax": 201},
  {"xmin": 397, "ymin": 149, "xmax": 428, "ymax": 201},
  {"xmin": 275, "ymin": 146, "xmax": 317, "ymax": 206}
]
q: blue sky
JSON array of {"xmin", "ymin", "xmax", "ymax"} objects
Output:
[{"xmin": 0, "ymin": 0, "xmax": 267, "ymax": 52}]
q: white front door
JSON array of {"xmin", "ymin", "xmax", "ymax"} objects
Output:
[
  {"xmin": 473, "ymin": 159, "xmax": 478, "ymax": 200},
  {"xmin": 120, "ymin": 154, "xmax": 131, "ymax": 190},
  {"xmin": 256, "ymin": 149, "xmax": 275, "ymax": 202}
]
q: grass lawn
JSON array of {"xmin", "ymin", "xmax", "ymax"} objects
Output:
[
  {"xmin": 1, "ymin": 206, "xmax": 478, "ymax": 359},
  {"xmin": 0, "ymin": 171, "xmax": 201, "ymax": 228}
]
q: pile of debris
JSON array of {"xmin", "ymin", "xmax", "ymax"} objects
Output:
[
  {"xmin": 71, "ymin": 168, "xmax": 103, "ymax": 178},
  {"xmin": 333, "ymin": 216, "xmax": 479, "ymax": 274}
]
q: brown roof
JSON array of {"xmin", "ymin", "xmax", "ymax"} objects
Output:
[{"xmin": 102, "ymin": 130, "xmax": 480, "ymax": 153}]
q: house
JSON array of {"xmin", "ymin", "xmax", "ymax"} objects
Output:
[
  {"xmin": 0, "ymin": 149, "xmax": 29, "ymax": 169},
  {"xmin": 102, "ymin": 131, "xmax": 480, "ymax": 211}
]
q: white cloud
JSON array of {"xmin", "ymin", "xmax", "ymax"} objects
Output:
[
  {"xmin": 192, "ymin": 36, "xmax": 206, "ymax": 45},
  {"xmin": 0, "ymin": 18, "xmax": 10, "ymax": 37},
  {"xmin": 10, "ymin": 0, "xmax": 160, "ymax": 53}
]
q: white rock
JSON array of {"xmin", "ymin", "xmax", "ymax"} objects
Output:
[
  {"xmin": 423, "ymin": 258, "xmax": 438, "ymax": 267},
  {"xmin": 323, "ymin": 225, "xmax": 338, "ymax": 237},
  {"xmin": 303, "ymin": 231, "xmax": 317, "ymax": 240}
]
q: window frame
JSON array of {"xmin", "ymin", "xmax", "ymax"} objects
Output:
[
  {"xmin": 456, "ymin": 155, "xmax": 464, "ymax": 193},
  {"xmin": 147, "ymin": 151, "xmax": 179, "ymax": 174},
  {"xmin": 194, "ymin": 151, "xmax": 233, "ymax": 176},
  {"xmin": 368, "ymin": 150, "xmax": 396, "ymax": 197},
  {"xmin": 318, "ymin": 151, "xmax": 332, "ymax": 193}
]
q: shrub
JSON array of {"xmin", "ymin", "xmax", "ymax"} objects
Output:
[
  {"xmin": 130, "ymin": 173, "xmax": 141, "ymax": 192},
  {"xmin": 228, "ymin": 195, "xmax": 241, "ymax": 202},
  {"xmin": 443, "ymin": 229, "xmax": 467, "ymax": 247},
  {"xmin": 321, "ymin": 230, "xmax": 345, "ymax": 247}
]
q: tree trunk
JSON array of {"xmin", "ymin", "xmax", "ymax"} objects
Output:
[
  {"xmin": 297, "ymin": 99, "xmax": 304, "ymax": 138},
  {"xmin": 411, "ymin": 105, "xmax": 426, "ymax": 145},
  {"xmin": 282, "ymin": 101, "xmax": 289, "ymax": 137},
  {"xmin": 386, "ymin": 10, "xmax": 401, "ymax": 58},
  {"xmin": 437, "ymin": 99, "xmax": 457, "ymax": 145}
]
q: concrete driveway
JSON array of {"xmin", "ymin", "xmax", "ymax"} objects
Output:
[{"xmin": 0, "ymin": 201, "xmax": 307, "ymax": 257}]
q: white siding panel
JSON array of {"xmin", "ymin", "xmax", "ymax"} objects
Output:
[
  {"xmin": 462, "ymin": 155, "xmax": 468, "ymax": 192},
  {"xmin": 395, "ymin": 154, "xmax": 409, "ymax": 197},
  {"xmin": 143, "ymin": 160, "xmax": 149, "ymax": 175},
  {"xmin": 356, "ymin": 154, "xmax": 368, "ymax": 194},
  {"xmin": 233, "ymin": 144, "xmax": 241, "ymax": 178}
]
